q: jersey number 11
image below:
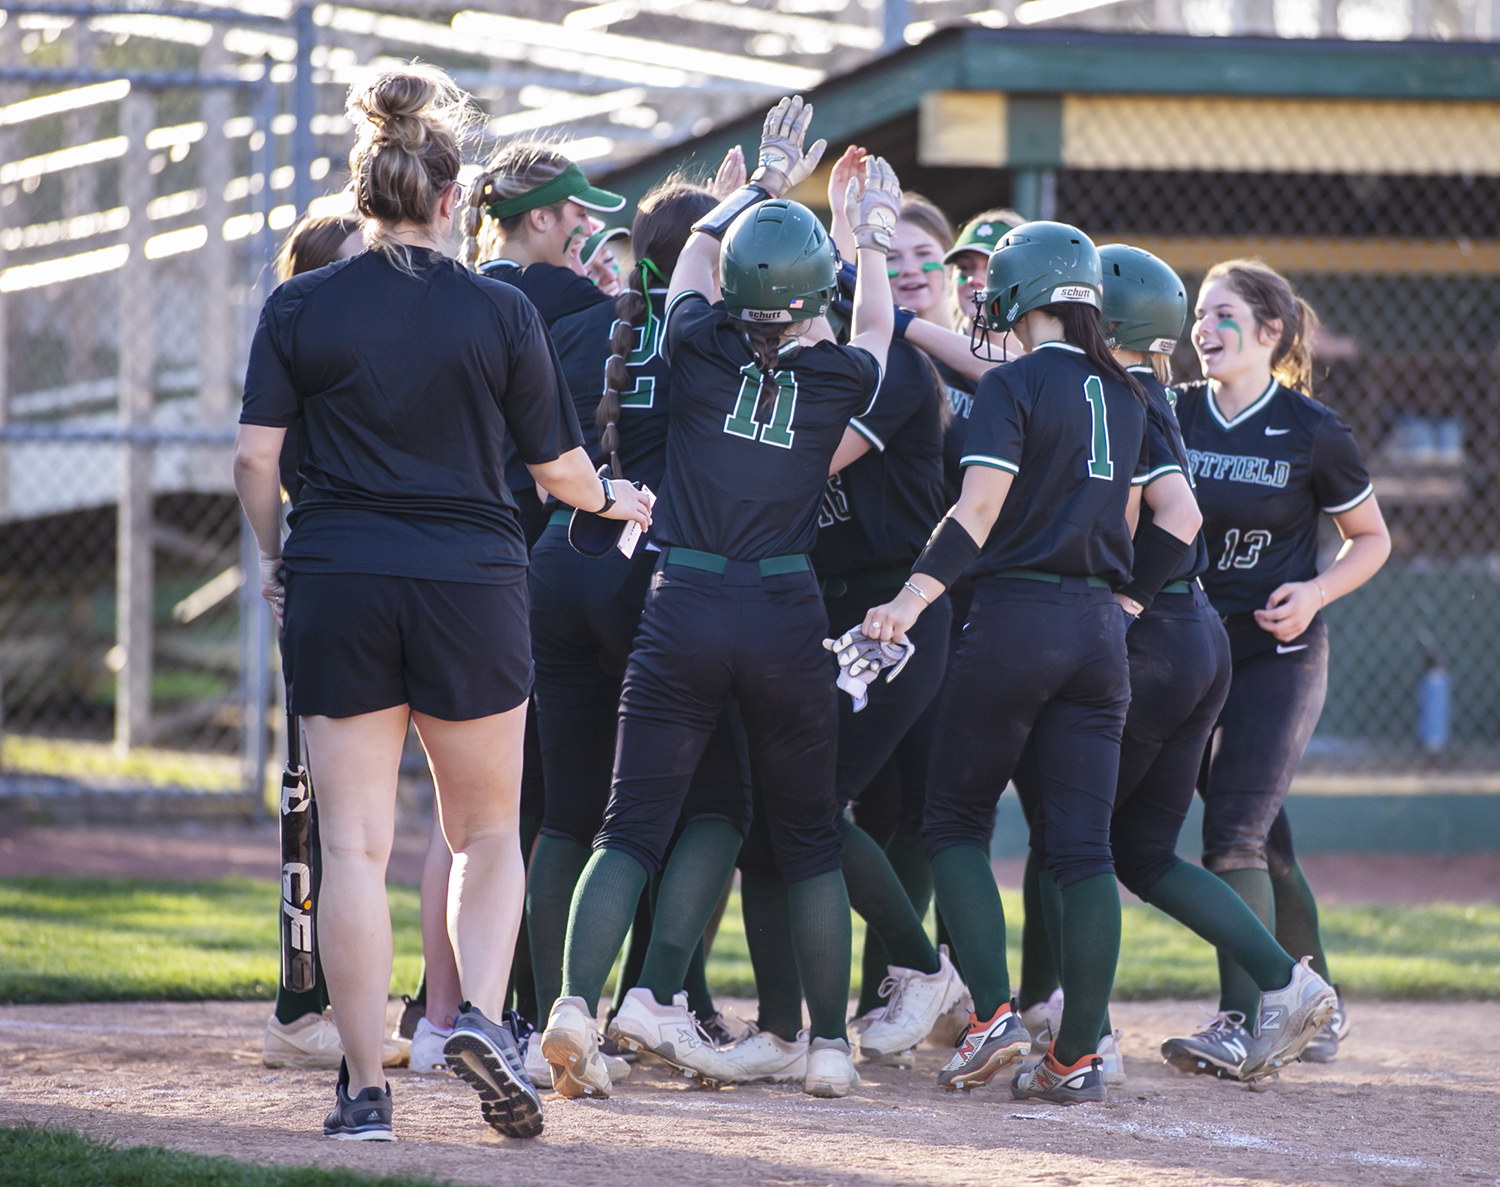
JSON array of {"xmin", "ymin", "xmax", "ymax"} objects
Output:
[{"xmin": 725, "ymin": 362, "xmax": 799, "ymax": 449}]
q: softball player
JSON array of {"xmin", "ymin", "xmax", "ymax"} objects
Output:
[
  {"xmin": 540, "ymin": 98, "xmax": 898, "ymax": 1101},
  {"xmin": 1097, "ymin": 245, "xmax": 1336, "ymax": 1084},
  {"xmin": 1165, "ymin": 259, "xmax": 1390, "ymax": 1071},
  {"xmin": 862, "ymin": 221, "xmax": 1151, "ymax": 1105}
]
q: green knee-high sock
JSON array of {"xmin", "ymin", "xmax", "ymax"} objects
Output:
[
  {"xmin": 638, "ymin": 820, "xmax": 742, "ymax": 1006},
  {"xmin": 1053, "ymin": 873, "xmax": 1120, "ymax": 1067},
  {"xmin": 856, "ymin": 927, "xmax": 892, "ymax": 1016},
  {"xmin": 930, "ymin": 845, "xmax": 1010, "ymax": 1019},
  {"xmin": 857, "ymin": 832, "xmax": 934, "ymax": 1014},
  {"xmin": 786, "ymin": 870, "xmax": 852, "ymax": 1042},
  {"xmin": 1214, "ymin": 867, "xmax": 1276, "ymax": 1020},
  {"xmin": 560, "ymin": 848, "xmax": 649, "ymax": 1016},
  {"xmin": 1019, "ymin": 848, "xmax": 1060, "ymax": 1012},
  {"xmin": 607, "ymin": 879, "xmax": 655, "ymax": 1023},
  {"xmin": 1271, "ymin": 861, "xmax": 1331, "ymax": 983},
  {"xmin": 526, "ymin": 834, "xmax": 591, "ymax": 1023},
  {"xmin": 1038, "ymin": 869, "xmax": 1111, "ymax": 1040},
  {"xmin": 682, "ymin": 938, "xmax": 716, "ymax": 1020},
  {"xmin": 843, "ymin": 823, "xmax": 939, "ymax": 975},
  {"xmin": 1146, "ymin": 861, "xmax": 1296, "ymax": 992},
  {"xmin": 740, "ymin": 870, "xmax": 805, "ymax": 1040}
]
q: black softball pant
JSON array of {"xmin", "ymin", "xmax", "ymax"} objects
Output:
[
  {"xmin": 597, "ymin": 557, "xmax": 842, "ymax": 883},
  {"xmin": 1109, "ymin": 589, "xmax": 1232, "ymax": 897},
  {"xmin": 529, "ymin": 527, "xmax": 747, "ymax": 847},
  {"xmin": 924, "ymin": 577, "xmax": 1131, "ymax": 889},
  {"xmin": 1198, "ymin": 616, "xmax": 1328, "ymax": 878}
]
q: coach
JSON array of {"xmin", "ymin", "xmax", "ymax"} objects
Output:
[{"xmin": 233, "ymin": 64, "xmax": 650, "ymax": 1140}]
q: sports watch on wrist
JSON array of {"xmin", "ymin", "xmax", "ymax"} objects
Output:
[{"xmin": 597, "ymin": 475, "xmax": 617, "ymax": 514}]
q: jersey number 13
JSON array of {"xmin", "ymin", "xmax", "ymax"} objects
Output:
[{"xmin": 724, "ymin": 362, "xmax": 799, "ymax": 449}]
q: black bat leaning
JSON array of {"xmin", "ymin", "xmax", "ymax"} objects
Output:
[{"xmin": 280, "ymin": 706, "xmax": 318, "ymax": 994}]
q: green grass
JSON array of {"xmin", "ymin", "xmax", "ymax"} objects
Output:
[
  {"xmin": 1, "ymin": 735, "xmax": 242, "ymax": 792},
  {"xmin": 0, "ymin": 1124, "xmax": 448, "ymax": 1186},
  {"xmin": 1, "ymin": 878, "xmax": 1496, "ymax": 1006}
]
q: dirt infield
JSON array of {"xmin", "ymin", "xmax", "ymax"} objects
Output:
[{"xmin": 1, "ymin": 998, "xmax": 1495, "ymax": 1187}]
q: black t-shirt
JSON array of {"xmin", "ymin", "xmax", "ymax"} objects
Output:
[
  {"xmin": 240, "ymin": 248, "xmax": 583, "ymax": 583},
  {"xmin": 480, "ymin": 259, "xmax": 612, "ymax": 496},
  {"xmin": 1129, "ymin": 365, "xmax": 1208, "ymax": 586},
  {"xmin": 549, "ymin": 287, "xmax": 673, "ymax": 493},
  {"xmin": 813, "ymin": 339, "xmax": 946, "ymax": 577},
  {"xmin": 936, "ymin": 359, "xmax": 979, "ymax": 506},
  {"xmin": 656, "ymin": 291, "xmax": 881, "ymax": 561},
  {"xmin": 961, "ymin": 341, "xmax": 1150, "ymax": 585},
  {"xmin": 1176, "ymin": 379, "xmax": 1373, "ymax": 615}
]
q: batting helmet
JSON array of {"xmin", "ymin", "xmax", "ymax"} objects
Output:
[
  {"xmin": 720, "ymin": 199, "xmax": 836, "ymax": 325},
  {"xmin": 981, "ymin": 220, "xmax": 1101, "ymax": 332},
  {"xmin": 1099, "ymin": 243, "xmax": 1187, "ymax": 355}
]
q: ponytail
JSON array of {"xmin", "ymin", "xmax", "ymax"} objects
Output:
[
  {"xmin": 1044, "ymin": 303, "xmax": 1150, "ymax": 407},
  {"xmin": 1204, "ymin": 259, "xmax": 1320, "ymax": 395},
  {"xmin": 742, "ymin": 322, "xmax": 784, "ymax": 424},
  {"xmin": 597, "ymin": 262, "xmax": 650, "ymax": 476}
]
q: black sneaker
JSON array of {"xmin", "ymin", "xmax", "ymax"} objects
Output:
[
  {"xmin": 396, "ymin": 994, "xmax": 424, "ymax": 1042},
  {"xmin": 323, "ymin": 1059, "xmax": 395, "ymax": 1141},
  {"xmin": 700, "ymin": 1012, "xmax": 738, "ymax": 1048},
  {"xmin": 444, "ymin": 1002, "xmax": 544, "ymax": 1139}
]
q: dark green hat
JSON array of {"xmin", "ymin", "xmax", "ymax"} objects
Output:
[
  {"xmin": 720, "ymin": 199, "xmax": 836, "ymax": 325},
  {"xmin": 483, "ymin": 162, "xmax": 625, "ymax": 220},
  {"xmin": 580, "ymin": 225, "xmax": 629, "ymax": 267},
  {"xmin": 982, "ymin": 220, "xmax": 1101, "ymax": 331},
  {"xmin": 1098, "ymin": 244, "xmax": 1186, "ymax": 355},
  {"xmin": 943, "ymin": 210, "xmax": 1023, "ymax": 265}
]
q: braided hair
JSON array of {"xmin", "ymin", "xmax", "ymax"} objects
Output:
[
  {"xmin": 596, "ymin": 179, "xmax": 718, "ymax": 477},
  {"xmin": 459, "ymin": 140, "xmax": 574, "ymax": 268}
]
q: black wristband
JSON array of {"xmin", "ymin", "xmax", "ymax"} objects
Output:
[
  {"xmin": 911, "ymin": 516, "xmax": 982, "ymax": 590},
  {"xmin": 691, "ymin": 184, "xmax": 772, "ymax": 240},
  {"xmin": 596, "ymin": 474, "xmax": 616, "ymax": 515},
  {"xmin": 1117, "ymin": 520, "xmax": 1192, "ymax": 611}
]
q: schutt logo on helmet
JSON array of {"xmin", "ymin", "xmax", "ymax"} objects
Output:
[{"xmin": 1050, "ymin": 285, "xmax": 1099, "ymax": 305}]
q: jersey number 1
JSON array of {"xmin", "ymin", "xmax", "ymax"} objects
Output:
[
  {"xmin": 724, "ymin": 362, "xmax": 798, "ymax": 449},
  {"xmin": 1084, "ymin": 376, "xmax": 1113, "ymax": 480}
]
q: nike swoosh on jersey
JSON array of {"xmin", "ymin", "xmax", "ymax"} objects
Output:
[
  {"xmin": 1276, "ymin": 643, "xmax": 1309, "ymax": 653},
  {"xmin": 1264, "ymin": 427, "xmax": 1291, "ymax": 435}
]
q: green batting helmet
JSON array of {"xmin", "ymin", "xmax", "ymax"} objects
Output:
[
  {"xmin": 720, "ymin": 199, "xmax": 836, "ymax": 325},
  {"xmin": 981, "ymin": 220, "xmax": 1102, "ymax": 331},
  {"xmin": 1099, "ymin": 244, "xmax": 1186, "ymax": 355}
]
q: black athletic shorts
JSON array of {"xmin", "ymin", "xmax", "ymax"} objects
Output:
[{"xmin": 282, "ymin": 570, "xmax": 532, "ymax": 721}]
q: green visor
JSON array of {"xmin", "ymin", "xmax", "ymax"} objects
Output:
[
  {"xmin": 485, "ymin": 162, "xmax": 626, "ymax": 220},
  {"xmin": 580, "ymin": 225, "xmax": 629, "ymax": 267},
  {"xmin": 943, "ymin": 215, "xmax": 1020, "ymax": 265}
]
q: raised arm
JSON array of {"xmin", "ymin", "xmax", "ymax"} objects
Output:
[
  {"xmin": 902, "ymin": 317, "xmax": 1007, "ymax": 383},
  {"xmin": 845, "ymin": 155, "xmax": 902, "ymax": 376}
]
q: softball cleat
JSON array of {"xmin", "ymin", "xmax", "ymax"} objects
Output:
[
  {"xmin": 607, "ymin": 988, "xmax": 738, "ymax": 1088},
  {"xmin": 1298, "ymin": 983, "xmax": 1349, "ymax": 1063},
  {"xmin": 1097, "ymin": 1028, "xmax": 1126, "ymax": 1088},
  {"xmin": 1160, "ymin": 1010, "xmax": 1252, "ymax": 1079},
  {"xmin": 719, "ymin": 1024, "xmax": 809, "ymax": 1084},
  {"xmin": 803, "ymin": 1037, "xmax": 861, "ymax": 1098},
  {"xmin": 1010, "ymin": 1049, "xmax": 1107, "ymax": 1105},
  {"xmin": 936, "ymin": 1003, "xmax": 1031, "ymax": 1090},
  {"xmin": 542, "ymin": 996, "xmax": 613, "ymax": 1099},
  {"xmin": 1020, "ymin": 988, "xmax": 1064, "ymax": 1052},
  {"xmin": 1238, "ymin": 957, "xmax": 1338, "ymax": 1080},
  {"xmin": 859, "ymin": 948, "xmax": 968, "ymax": 1061}
]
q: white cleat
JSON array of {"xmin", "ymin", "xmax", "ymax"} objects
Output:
[
  {"xmin": 1021, "ymin": 988, "xmax": 1064, "ymax": 1051},
  {"xmin": 1098, "ymin": 1029, "xmax": 1125, "ymax": 1088},
  {"xmin": 719, "ymin": 1024, "xmax": 809, "ymax": 1083},
  {"xmin": 1239, "ymin": 956, "xmax": 1338, "ymax": 1081},
  {"xmin": 804, "ymin": 1037, "xmax": 861, "ymax": 1098},
  {"xmin": 408, "ymin": 1017, "xmax": 452, "ymax": 1075},
  {"xmin": 858, "ymin": 949, "xmax": 968, "ymax": 1061},
  {"xmin": 541, "ymin": 996, "xmax": 613, "ymax": 1099},
  {"xmin": 607, "ymin": 988, "xmax": 738, "ymax": 1088},
  {"xmin": 524, "ymin": 1031, "xmax": 553, "ymax": 1089},
  {"xmin": 925, "ymin": 984, "xmax": 974, "ymax": 1050}
]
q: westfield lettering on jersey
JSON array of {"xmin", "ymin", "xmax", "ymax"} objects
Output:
[{"xmin": 1188, "ymin": 449, "xmax": 1291, "ymax": 488}]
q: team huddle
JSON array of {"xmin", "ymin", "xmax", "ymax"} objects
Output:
[{"xmin": 233, "ymin": 63, "xmax": 1391, "ymax": 1143}]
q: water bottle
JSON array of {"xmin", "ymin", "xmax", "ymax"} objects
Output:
[{"xmin": 1419, "ymin": 663, "xmax": 1450, "ymax": 753}]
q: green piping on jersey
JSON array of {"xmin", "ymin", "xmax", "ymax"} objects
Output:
[{"xmin": 960, "ymin": 453, "xmax": 1020, "ymax": 473}]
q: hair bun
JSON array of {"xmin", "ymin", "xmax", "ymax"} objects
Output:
[{"xmin": 350, "ymin": 72, "xmax": 436, "ymax": 148}]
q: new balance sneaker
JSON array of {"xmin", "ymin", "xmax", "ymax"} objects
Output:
[
  {"xmin": 1097, "ymin": 1029, "xmax": 1125, "ymax": 1088},
  {"xmin": 1239, "ymin": 957, "xmax": 1338, "ymax": 1080},
  {"xmin": 1299, "ymin": 984, "xmax": 1349, "ymax": 1064},
  {"xmin": 443, "ymin": 1002, "xmax": 544, "ymax": 1139},
  {"xmin": 1160, "ymin": 1011, "xmax": 1252, "ymax": 1079},
  {"xmin": 859, "ymin": 949, "xmax": 968, "ymax": 1062},
  {"xmin": 719, "ymin": 1023, "xmax": 809, "ymax": 1084},
  {"xmin": 936, "ymin": 1004, "xmax": 1031, "ymax": 1090},
  {"xmin": 699, "ymin": 1011, "xmax": 739, "ymax": 1048},
  {"xmin": 323, "ymin": 1059, "xmax": 394, "ymax": 1141},
  {"xmin": 1021, "ymin": 988, "xmax": 1064, "ymax": 1051},
  {"xmin": 408, "ymin": 1016, "xmax": 452, "ymax": 1075},
  {"xmin": 607, "ymin": 988, "xmax": 738, "ymax": 1088},
  {"xmin": 1010, "ymin": 1049, "xmax": 1106, "ymax": 1105},
  {"xmin": 803, "ymin": 1037, "xmax": 861, "ymax": 1098},
  {"xmin": 541, "ymin": 996, "xmax": 612, "ymax": 1099}
]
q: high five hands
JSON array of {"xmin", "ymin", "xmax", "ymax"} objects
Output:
[{"xmin": 752, "ymin": 96, "xmax": 828, "ymax": 198}]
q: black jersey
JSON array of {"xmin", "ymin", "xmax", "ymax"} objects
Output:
[
  {"xmin": 480, "ymin": 259, "xmax": 612, "ymax": 497},
  {"xmin": 1176, "ymin": 379, "xmax": 1373, "ymax": 615},
  {"xmin": 813, "ymin": 339, "xmax": 946, "ymax": 577},
  {"xmin": 936, "ymin": 359, "xmax": 978, "ymax": 505},
  {"xmin": 548, "ymin": 287, "xmax": 673, "ymax": 492},
  {"xmin": 656, "ymin": 291, "xmax": 881, "ymax": 561},
  {"xmin": 1127, "ymin": 365, "xmax": 1208, "ymax": 585},
  {"xmin": 240, "ymin": 248, "xmax": 583, "ymax": 583},
  {"xmin": 961, "ymin": 341, "xmax": 1150, "ymax": 585}
]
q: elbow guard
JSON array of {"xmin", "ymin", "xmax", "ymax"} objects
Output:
[
  {"xmin": 691, "ymin": 184, "xmax": 772, "ymax": 240},
  {"xmin": 1117, "ymin": 520, "xmax": 1192, "ymax": 611},
  {"xmin": 911, "ymin": 516, "xmax": 982, "ymax": 590}
]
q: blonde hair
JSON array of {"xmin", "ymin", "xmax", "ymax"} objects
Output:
[
  {"xmin": 345, "ymin": 64, "xmax": 471, "ymax": 267},
  {"xmin": 459, "ymin": 140, "xmax": 575, "ymax": 268},
  {"xmin": 1203, "ymin": 258, "xmax": 1322, "ymax": 395}
]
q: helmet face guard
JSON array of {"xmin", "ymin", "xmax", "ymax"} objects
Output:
[
  {"xmin": 978, "ymin": 221, "xmax": 1103, "ymax": 334},
  {"xmin": 720, "ymin": 199, "xmax": 837, "ymax": 325},
  {"xmin": 1098, "ymin": 243, "xmax": 1187, "ymax": 355}
]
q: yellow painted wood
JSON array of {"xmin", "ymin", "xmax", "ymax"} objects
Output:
[
  {"xmin": 917, "ymin": 90, "xmax": 1007, "ymax": 168},
  {"xmin": 1116, "ymin": 235, "xmax": 1500, "ymax": 276}
]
